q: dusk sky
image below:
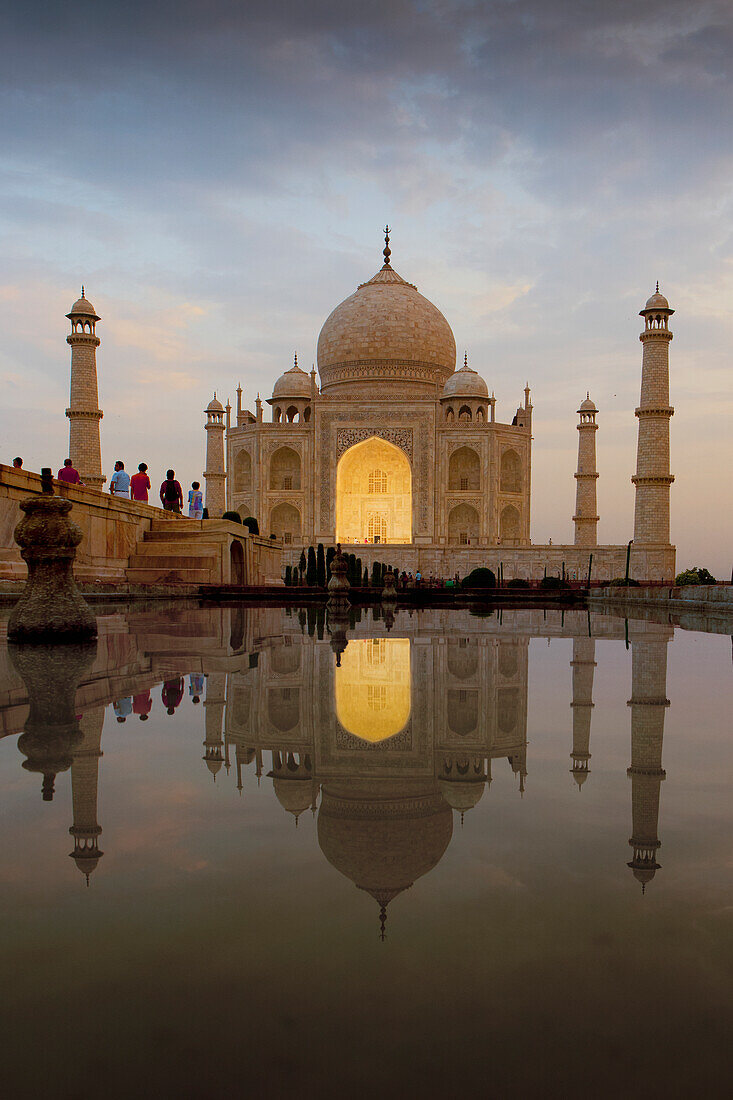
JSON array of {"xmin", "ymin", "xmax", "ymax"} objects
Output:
[{"xmin": 1, "ymin": 0, "xmax": 731, "ymax": 571}]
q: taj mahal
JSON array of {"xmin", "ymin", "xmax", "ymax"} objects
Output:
[{"xmin": 59, "ymin": 229, "xmax": 677, "ymax": 583}]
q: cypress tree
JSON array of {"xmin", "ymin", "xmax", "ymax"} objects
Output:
[
  {"xmin": 284, "ymin": 564, "xmax": 292, "ymax": 586},
  {"xmin": 363, "ymin": 566, "xmax": 369, "ymax": 586},
  {"xmin": 306, "ymin": 546, "xmax": 318, "ymax": 585},
  {"xmin": 371, "ymin": 561, "xmax": 380, "ymax": 586},
  {"xmin": 298, "ymin": 549, "xmax": 307, "ymax": 580},
  {"xmin": 316, "ymin": 543, "xmax": 326, "ymax": 586},
  {"xmin": 306, "ymin": 604, "xmax": 317, "ymax": 636},
  {"xmin": 355, "ymin": 557, "xmax": 362, "ymax": 586},
  {"xmin": 326, "ymin": 545, "xmax": 335, "ymax": 580}
]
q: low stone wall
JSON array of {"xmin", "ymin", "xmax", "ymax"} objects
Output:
[
  {"xmin": 0, "ymin": 465, "xmax": 282, "ymax": 590},
  {"xmin": 283, "ymin": 543, "xmax": 675, "ymax": 583},
  {"xmin": 590, "ymin": 584, "xmax": 733, "ymax": 614}
]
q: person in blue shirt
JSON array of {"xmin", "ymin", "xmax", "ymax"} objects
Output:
[
  {"xmin": 110, "ymin": 460, "xmax": 131, "ymax": 498},
  {"xmin": 188, "ymin": 481, "xmax": 204, "ymax": 519}
]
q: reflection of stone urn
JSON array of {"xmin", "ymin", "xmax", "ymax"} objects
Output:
[
  {"xmin": 328, "ymin": 602, "xmax": 351, "ymax": 666},
  {"xmin": 327, "ymin": 544, "xmax": 350, "ymax": 606},
  {"xmin": 8, "ymin": 474, "xmax": 97, "ymax": 641},
  {"xmin": 382, "ymin": 568, "xmax": 397, "ymax": 598},
  {"xmin": 9, "ymin": 641, "xmax": 97, "ymax": 800}
]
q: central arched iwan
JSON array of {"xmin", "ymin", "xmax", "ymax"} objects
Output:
[{"xmin": 336, "ymin": 436, "xmax": 412, "ymax": 544}]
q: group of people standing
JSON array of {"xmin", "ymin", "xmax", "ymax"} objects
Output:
[{"xmin": 46, "ymin": 457, "xmax": 205, "ymax": 518}]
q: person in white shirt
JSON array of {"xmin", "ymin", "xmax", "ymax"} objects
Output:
[{"xmin": 110, "ymin": 460, "xmax": 131, "ymax": 498}]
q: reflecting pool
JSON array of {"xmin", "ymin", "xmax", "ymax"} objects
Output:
[{"xmin": 1, "ymin": 603, "xmax": 733, "ymax": 1098}]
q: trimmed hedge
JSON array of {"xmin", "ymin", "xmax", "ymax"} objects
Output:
[
  {"xmin": 461, "ymin": 567, "xmax": 497, "ymax": 589},
  {"xmin": 222, "ymin": 510, "xmax": 242, "ymax": 523}
]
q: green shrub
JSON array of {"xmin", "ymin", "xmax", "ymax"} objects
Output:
[
  {"xmin": 461, "ymin": 568, "xmax": 497, "ymax": 589},
  {"xmin": 608, "ymin": 577, "xmax": 641, "ymax": 586},
  {"xmin": 306, "ymin": 546, "xmax": 318, "ymax": 585},
  {"xmin": 507, "ymin": 578, "xmax": 531, "ymax": 588},
  {"xmin": 539, "ymin": 575, "xmax": 563, "ymax": 589},
  {"xmin": 675, "ymin": 567, "xmax": 716, "ymax": 586},
  {"xmin": 222, "ymin": 510, "xmax": 242, "ymax": 523},
  {"xmin": 242, "ymin": 516, "xmax": 259, "ymax": 534}
]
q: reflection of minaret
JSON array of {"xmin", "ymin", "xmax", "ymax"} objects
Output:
[
  {"xmin": 570, "ymin": 637, "xmax": 596, "ymax": 788},
  {"xmin": 203, "ymin": 673, "xmax": 226, "ymax": 779},
  {"xmin": 68, "ymin": 707, "xmax": 105, "ymax": 885},
  {"xmin": 627, "ymin": 638, "xmax": 669, "ymax": 891}
]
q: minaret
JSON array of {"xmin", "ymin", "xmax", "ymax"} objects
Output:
[
  {"xmin": 236, "ymin": 383, "xmax": 243, "ymax": 426},
  {"xmin": 65, "ymin": 289, "xmax": 105, "ymax": 489},
  {"xmin": 570, "ymin": 636, "xmax": 596, "ymax": 787},
  {"xmin": 573, "ymin": 395, "xmax": 599, "ymax": 547},
  {"xmin": 68, "ymin": 707, "xmax": 105, "ymax": 884},
  {"xmin": 627, "ymin": 634, "xmax": 670, "ymax": 891},
  {"xmin": 203, "ymin": 672, "xmax": 226, "ymax": 779},
  {"xmin": 204, "ymin": 393, "xmax": 226, "ymax": 518},
  {"xmin": 633, "ymin": 286, "xmax": 674, "ymax": 547}
]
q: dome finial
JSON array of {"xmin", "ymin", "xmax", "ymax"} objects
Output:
[
  {"xmin": 294, "ymin": 351, "xmax": 298, "ymax": 370},
  {"xmin": 463, "ymin": 351, "xmax": 468, "ymax": 370},
  {"xmin": 81, "ymin": 285, "xmax": 85, "ymax": 299},
  {"xmin": 383, "ymin": 225, "xmax": 391, "ymax": 267},
  {"xmin": 379, "ymin": 903, "xmax": 387, "ymax": 941},
  {"xmin": 656, "ymin": 280, "xmax": 659, "ymax": 293}
]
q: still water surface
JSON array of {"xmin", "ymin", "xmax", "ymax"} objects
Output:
[{"xmin": 1, "ymin": 603, "xmax": 732, "ymax": 1098}]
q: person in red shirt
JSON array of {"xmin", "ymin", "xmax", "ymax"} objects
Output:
[
  {"xmin": 130, "ymin": 462, "xmax": 151, "ymax": 502},
  {"xmin": 133, "ymin": 689, "xmax": 152, "ymax": 721},
  {"xmin": 57, "ymin": 458, "xmax": 81, "ymax": 484},
  {"xmin": 160, "ymin": 469, "xmax": 183, "ymax": 514}
]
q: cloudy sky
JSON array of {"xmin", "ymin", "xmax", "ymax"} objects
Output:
[{"xmin": 1, "ymin": 0, "xmax": 731, "ymax": 571}]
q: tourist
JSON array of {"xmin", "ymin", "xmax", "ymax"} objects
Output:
[
  {"xmin": 162, "ymin": 676, "xmax": 184, "ymax": 715},
  {"xmin": 188, "ymin": 481, "xmax": 204, "ymax": 519},
  {"xmin": 132, "ymin": 689, "xmax": 152, "ymax": 721},
  {"xmin": 189, "ymin": 672, "xmax": 205, "ymax": 703},
  {"xmin": 130, "ymin": 462, "xmax": 151, "ymax": 502},
  {"xmin": 12, "ymin": 457, "xmax": 22, "ymax": 469},
  {"xmin": 113, "ymin": 696, "xmax": 132, "ymax": 723},
  {"xmin": 57, "ymin": 458, "xmax": 81, "ymax": 484},
  {"xmin": 110, "ymin": 460, "xmax": 131, "ymax": 498},
  {"xmin": 160, "ymin": 469, "xmax": 183, "ymax": 513}
]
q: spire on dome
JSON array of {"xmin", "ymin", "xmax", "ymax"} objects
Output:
[
  {"xmin": 379, "ymin": 903, "xmax": 387, "ymax": 941},
  {"xmin": 383, "ymin": 225, "xmax": 391, "ymax": 267},
  {"xmin": 81, "ymin": 285, "xmax": 85, "ymax": 299},
  {"xmin": 656, "ymin": 280, "xmax": 659, "ymax": 293},
  {"xmin": 294, "ymin": 352, "xmax": 298, "ymax": 370},
  {"xmin": 463, "ymin": 351, "xmax": 468, "ymax": 370}
]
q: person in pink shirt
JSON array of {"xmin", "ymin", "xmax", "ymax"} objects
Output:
[
  {"xmin": 130, "ymin": 462, "xmax": 151, "ymax": 502},
  {"xmin": 57, "ymin": 458, "xmax": 82, "ymax": 484}
]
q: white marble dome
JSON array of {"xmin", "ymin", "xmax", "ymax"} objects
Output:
[
  {"xmin": 317, "ymin": 261, "xmax": 456, "ymax": 396},
  {"xmin": 272, "ymin": 357, "xmax": 311, "ymax": 400},
  {"xmin": 442, "ymin": 357, "xmax": 489, "ymax": 400}
]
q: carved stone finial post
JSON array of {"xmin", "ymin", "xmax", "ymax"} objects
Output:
[
  {"xmin": 327, "ymin": 543, "xmax": 351, "ymax": 604},
  {"xmin": 7, "ymin": 471, "xmax": 97, "ymax": 641}
]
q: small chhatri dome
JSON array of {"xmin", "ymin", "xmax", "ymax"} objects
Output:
[
  {"xmin": 442, "ymin": 352, "xmax": 489, "ymax": 399},
  {"xmin": 272, "ymin": 352, "xmax": 311, "ymax": 400},
  {"xmin": 641, "ymin": 282, "xmax": 672, "ymax": 313},
  {"xmin": 67, "ymin": 286, "xmax": 100, "ymax": 320},
  {"xmin": 317, "ymin": 229, "xmax": 456, "ymax": 396},
  {"xmin": 579, "ymin": 392, "xmax": 597, "ymax": 413},
  {"xmin": 207, "ymin": 393, "xmax": 224, "ymax": 412}
]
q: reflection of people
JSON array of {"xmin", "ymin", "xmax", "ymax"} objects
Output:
[
  {"xmin": 113, "ymin": 696, "xmax": 133, "ymax": 723},
  {"xmin": 133, "ymin": 689, "xmax": 152, "ymax": 721},
  {"xmin": 189, "ymin": 673, "xmax": 205, "ymax": 703},
  {"xmin": 162, "ymin": 677, "xmax": 184, "ymax": 715}
]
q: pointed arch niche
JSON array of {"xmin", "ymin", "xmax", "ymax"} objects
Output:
[{"xmin": 336, "ymin": 436, "xmax": 412, "ymax": 544}]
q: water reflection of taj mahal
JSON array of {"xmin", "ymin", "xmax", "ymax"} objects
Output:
[{"xmin": 0, "ymin": 606, "xmax": 673, "ymax": 921}]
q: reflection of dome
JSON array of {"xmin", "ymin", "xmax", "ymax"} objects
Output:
[
  {"xmin": 273, "ymin": 776, "xmax": 315, "ymax": 820},
  {"xmin": 438, "ymin": 778, "xmax": 485, "ymax": 813},
  {"xmin": 442, "ymin": 356, "xmax": 488, "ymax": 399},
  {"xmin": 317, "ymin": 245, "xmax": 456, "ymax": 396},
  {"xmin": 272, "ymin": 356, "xmax": 311, "ymax": 400},
  {"xmin": 318, "ymin": 779, "xmax": 453, "ymax": 909}
]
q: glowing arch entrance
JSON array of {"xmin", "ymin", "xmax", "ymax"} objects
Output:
[
  {"xmin": 335, "ymin": 638, "xmax": 411, "ymax": 743},
  {"xmin": 336, "ymin": 436, "xmax": 412, "ymax": 544}
]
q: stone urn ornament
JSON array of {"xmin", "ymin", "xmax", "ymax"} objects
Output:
[
  {"xmin": 7, "ymin": 468, "xmax": 97, "ymax": 642},
  {"xmin": 327, "ymin": 543, "xmax": 351, "ymax": 606}
]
